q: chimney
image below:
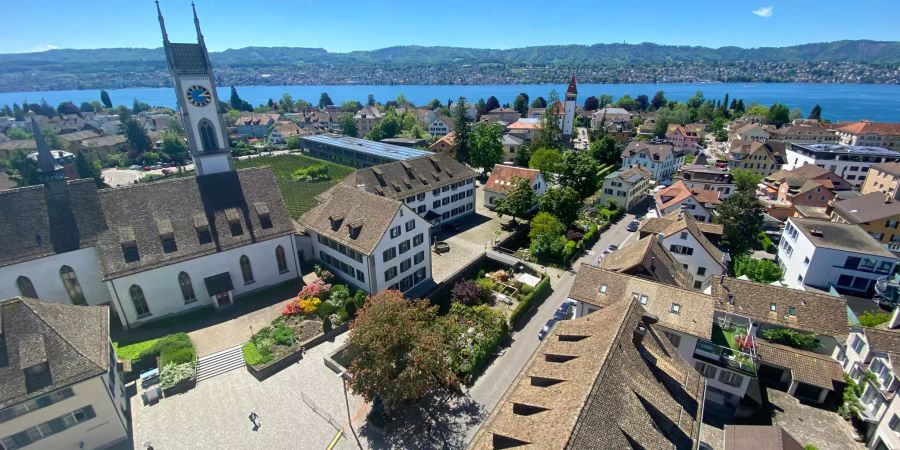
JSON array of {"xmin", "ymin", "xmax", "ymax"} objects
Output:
[
  {"xmin": 889, "ymin": 308, "xmax": 900, "ymax": 330},
  {"xmin": 657, "ymin": 232, "xmax": 665, "ymax": 243}
]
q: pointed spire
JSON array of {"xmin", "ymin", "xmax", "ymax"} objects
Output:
[
  {"xmin": 156, "ymin": 0, "xmax": 168, "ymax": 42},
  {"xmin": 32, "ymin": 116, "xmax": 59, "ymax": 174},
  {"xmin": 192, "ymin": 2, "xmax": 205, "ymax": 44},
  {"xmin": 566, "ymin": 73, "xmax": 578, "ymax": 96}
]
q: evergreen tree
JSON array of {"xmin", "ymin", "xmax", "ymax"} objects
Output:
[
  {"xmin": 583, "ymin": 96, "xmax": 600, "ymax": 111},
  {"xmin": 79, "ymin": 102, "xmax": 94, "ymax": 113},
  {"xmin": 100, "ymin": 89, "xmax": 112, "ymax": 109},
  {"xmin": 651, "ymin": 91, "xmax": 666, "ymax": 110},
  {"xmin": 484, "ymin": 96, "xmax": 500, "ymax": 112},
  {"xmin": 426, "ymin": 98, "xmax": 442, "ymax": 110},
  {"xmin": 530, "ymin": 97, "xmax": 547, "ymax": 109},
  {"xmin": 12, "ymin": 103, "xmax": 24, "ymax": 121},
  {"xmin": 318, "ymin": 92, "xmax": 334, "ymax": 108},
  {"xmin": 735, "ymin": 99, "xmax": 746, "ymax": 115},
  {"xmin": 634, "ymin": 94, "xmax": 649, "ymax": 111},
  {"xmin": 229, "ymin": 86, "xmax": 245, "ymax": 110},
  {"xmin": 452, "ymin": 96, "xmax": 473, "ymax": 163},
  {"xmin": 124, "ymin": 117, "xmax": 151, "ymax": 153},
  {"xmin": 512, "ymin": 94, "xmax": 528, "ymax": 117},
  {"xmin": 532, "ymin": 108, "xmax": 562, "ymax": 150},
  {"xmin": 0, "ymin": 105, "xmax": 11, "ymax": 117},
  {"xmin": 767, "ymin": 103, "xmax": 791, "ymax": 127},
  {"xmin": 475, "ymin": 98, "xmax": 486, "ymax": 117},
  {"xmin": 808, "ymin": 104, "xmax": 822, "ymax": 121}
]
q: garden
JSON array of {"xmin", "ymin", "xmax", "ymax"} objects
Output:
[
  {"xmin": 114, "ymin": 332, "xmax": 197, "ymax": 391},
  {"xmin": 235, "ymin": 154, "xmax": 355, "ymax": 219}
]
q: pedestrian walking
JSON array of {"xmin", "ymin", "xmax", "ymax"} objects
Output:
[{"xmin": 249, "ymin": 411, "xmax": 260, "ymax": 431}]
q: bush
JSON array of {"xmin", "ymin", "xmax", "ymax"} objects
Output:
[
  {"xmin": 761, "ymin": 328, "xmax": 819, "ymax": 351},
  {"xmin": 582, "ymin": 223, "xmax": 600, "ymax": 246},
  {"xmin": 160, "ymin": 361, "xmax": 195, "ymax": 388},
  {"xmin": 316, "ymin": 300, "xmax": 337, "ymax": 317},
  {"xmin": 273, "ymin": 325, "xmax": 295, "ymax": 346},
  {"xmin": 509, "ymin": 276, "xmax": 552, "ymax": 328},
  {"xmin": 345, "ymin": 300, "xmax": 358, "ymax": 319},
  {"xmin": 566, "ymin": 229, "xmax": 584, "ymax": 241},
  {"xmin": 476, "ymin": 269, "xmax": 486, "ymax": 280},
  {"xmin": 141, "ymin": 332, "xmax": 196, "ymax": 367},
  {"xmin": 562, "ymin": 239, "xmax": 578, "ymax": 262},
  {"xmin": 330, "ymin": 285, "xmax": 351, "ymax": 306},
  {"xmin": 475, "ymin": 277, "xmax": 495, "ymax": 291},
  {"xmin": 298, "ymin": 297, "xmax": 321, "ymax": 315},
  {"xmin": 446, "ymin": 304, "xmax": 509, "ymax": 377},
  {"xmin": 757, "ymin": 231, "xmax": 775, "ymax": 253},
  {"xmin": 323, "ymin": 316, "xmax": 333, "ymax": 333},
  {"xmin": 353, "ymin": 290, "xmax": 367, "ymax": 308},
  {"xmin": 451, "ymin": 280, "xmax": 493, "ymax": 306},
  {"xmin": 733, "ymin": 255, "xmax": 783, "ymax": 283},
  {"xmin": 859, "ymin": 310, "xmax": 892, "ymax": 327},
  {"xmin": 242, "ymin": 342, "xmax": 272, "ymax": 366}
]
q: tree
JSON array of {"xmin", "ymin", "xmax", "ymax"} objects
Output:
[
  {"xmin": 160, "ymin": 130, "xmax": 189, "ymax": 167},
  {"xmin": 532, "ymin": 108, "xmax": 561, "ymax": 150},
  {"xmin": 588, "ymin": 134, "xmax": 620, "ymax": 166},
  {"xmin": 495, "ymin": 177, "xmax": 536, "ymax": 223},
  {"xmin": 450, "ymin": 280, "xmax": 492, "ymax": 306},
  {"xmin": 338, "ymin": 112, "xmax": 358, "ymax": 137},
  {"xmin": 515, "ymin": 144, "xmax": 532, "ymax": 167},
  {"xmin": 5, "ymin": 127, "xmax": 32, "ymax": 140},
  {"xmin": 808, "ymin": 104, "xmax": 822, "ymax": 121},
  {"xmin": 124, "ymin": 117, "xmax": 151, "ymax": 153},
  {"xmin": 583, "ymin": 96, "xmax": 600, "ymax": 111},
  {"xmin": 78, "ymin": 101, "xmax": 94, "ymax": 113},
  {"xmin": 229, "ymin": 86, "xmax": 252, "ymax": 111},
  {"xmin": 616, "ymin": 95, "xmax": 636, "ymax": 111},
  {"xmin": 484, "ymin": 96, "xmax": 500, "ymax": 112},
  {"xmin": 716, "ymin": 191, "xmax": 764, "ymax": 257},
  {"xmin": 426, "ymin": 98, "xmax": 441, "ymax": 110},
  {"xmin": 0, "ymin": 105, "xmax": 10, "ymax": 117},
  {"xmin": 530, "ymin": 97, "xmax": 547, "ymax": 109},
  {"xmin": 731, "ymin": 168, "xmax": 763, "ymax": 192},
  {"xmin": 8, "ymin": 151, "xmax": 39, "ymax": 186},
  {"xmin": 57, "ymin": 101, "xmax": 79, "ymax": 115},
  {"xmin": 347, "ymin": 290, "xmax": 455, "ymax": 411},
  {"xmin": 766, "ymin": 103, "xmax": 790, "ymax": 127},
  {"xmin": 341, "ymin": 100, "xmax": 363, "ymax": 112},
  {"xmin": 529, "ymin": 148, "xmax": 562, "ymax": 177},
  {"xmin": 12, "ymin": 103, "xmax": 24, "ymax": 121},
  {"xmin": 100, "ymin": 89, "xmax": 112, "ymax": 109},
  {"xmin": 453, "ymin": 96, "xmax": 473, "ymax": 163},
  {"xmin": 598, "ymin": 94, "xmax": 613, "ymax": 109},
  {"xmin": 75, "ymin": 151, "xmax": 103, "ymax": 187},
  {"xmin": 512, "ymin": 94, "xmax": 528, "ymax": 117},
  {"xmin": 789, "ymin": 108, "xmax": 803, "ymax": 121},
  {"xmin": 529, "ymin": 212, "xmax": 566, "ymax": 261},
  {"xmin": 733, "ymin": 255, "xmax": 783, "ymax": 283},
  {"xmin": 318, "ymin": 92, "xmax": 334, "ymax": 108},
  {"xmin": 651, "ymin": 91, "xmax": 666, "ymax": 110},
  {"xmin": 634, "ymin": 94, "xmax": 649, "ymax": 111},
  {"xmin": 280, "ymin": 93, "xmax": 295, "ymax": 112},
  {"xmin": 734, "ymin": 99, "xmax": 746, "ymax": 115},
  {"xmin": 539, "ymin": 186, "xmax": 580, "ymax": 227},
  {"xmin": 367, "ymin": 94, "xmax": 376, "ymax": 107},
  {"xmin": 687, "ymin": 90, "xmax": 705, "ymax": 109},
  {"xmin": 557, "ymin": 151, "xmax": 600, "ymax": 199},
  {"xmin": 470, "ymin": 123, "xmax": 504, "ymax": 172}
]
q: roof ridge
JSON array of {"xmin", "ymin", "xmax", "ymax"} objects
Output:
[{"xmin": 19, "ymin": 299, "xmax": 107, "ymax": 371}]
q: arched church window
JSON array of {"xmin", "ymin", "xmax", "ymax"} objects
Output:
[
  {"xmin": 240, "ymin": 255, "xmax": 254, "ymax": 284},
  {"xmin": 179, "ymin": 272, "xmax": 196, "ymax": 303},
  {"xmin": 275, "ymin": 246, "xmax": 288, "ymax": 274},
  {"xmin": 198, "ymin": 119, "xmax": 218, "ymax": 152},
  {"xmin": 59, "ymin": 266, "xmax": 86, "ymax": 306},
  {"xmin": 130, "ymin": 285, "xmax": 150, "ymax": 317},
  {"xmin": 17, "ymin": 276, "xmax": 37, "ymax": 298}
]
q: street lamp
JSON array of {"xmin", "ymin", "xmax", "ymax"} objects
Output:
[{"xmin": 338, "ymin": 371, "xmax": 363, "ymax": 450}]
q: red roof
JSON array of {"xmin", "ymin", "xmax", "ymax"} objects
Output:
[
  {"xmin": 484, "ymin": 165, "xmax": 541, "ymax": 194},
  {"xmin": 834, "ymin": 120, "xmax": 900, "ymax": 136},
  {"xmin": 566, "ymin": 74, "xmax": 577, "ymax": 95}
]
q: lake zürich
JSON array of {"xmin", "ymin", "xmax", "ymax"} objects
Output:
[{"xmin": 2, "ymin": 83, "xmax": 899, "ymax": 122}]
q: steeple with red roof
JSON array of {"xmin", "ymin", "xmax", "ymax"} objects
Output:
[{"xmin": 566, "ymin": 74, "xmax": 578, "ymax": 98}]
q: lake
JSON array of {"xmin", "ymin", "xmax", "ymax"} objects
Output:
[{"xmin": 3, "ymin": 83, "xmax": 900, "ymax": 122}]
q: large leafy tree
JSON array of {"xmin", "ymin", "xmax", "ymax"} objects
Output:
[
  {"xmin": 731, "ymin": 168, "xmax": 763, "ymax": 192},
  {"xmin": 583, "ymin": 96, "xmax": 600, "ymax": 111},
  {"xmin": 733, "ymin": 255, "xmax": 783, "ymax": 283},
  {"xmin": 530, "ymin": 97, "xmax": 547, "ymax": 109},
  {"xmin": 124, "ymin": 117, "xmax": 151, "ymax": 153},
  {"xmin": 338, "ymin": 112, "xmax": 358, "ymax": 137},
  {"xmin": 470, "ymin": 123, "xmax": 504, "ymax": 172},
  {"xmin": 452, "ymin": 96, "xmax": 473, "ymax": 163},
  {"xmin": 650, "ymin": 91, "xmax": 667, "ymax": 110},
  {"xmin": 75, "ymin": 151, "xmax": 103, "ymax": 187},
  {"xmin": 528, "ymin": 148, "xmax": 562, "ymax": 177},
  {"xmin": 318, "ymin": 92, "xmax": 334, "ymax": 108},
  {"xmin": 160, "ymin": 130, "xmax": 189, "ymax": 168},
  {"xmin": 634, "ymin": 94, "xmax": 650, "ymax": 111},
  {"xmin": 529, "ymin": 212, "xmax": 566, "ymax": 261},
  {"xmin": 512, "ymin": 94, "xmax": 528, "ymax": 117},
  {"xmin": 588, "ymin": 134, "xmax": 621, "ymax": 166},
  {"xmin": 347, "ymin": 290, "xmax": 455, "ymax": 411},
  {"xmin": 767, "ymin": 103, "xmax": 790, "ymax": 127},
  {"xmin": 716, "ymin": 191, "xmax": 764, "ymax": 257},
  {"xmin": 539, "ymin": 186, "xmax": 581, "ymax": 227},
  {"xmin": 557, "ymin": 151, "xmax": 600, "ymax": 199},
  {"xmin": 495, "ymin": 177, "xmax": 536, "ymax": 223},
  {"xmin": 532, "ymin": 107, "xmax": 561, "ymax": 150}
]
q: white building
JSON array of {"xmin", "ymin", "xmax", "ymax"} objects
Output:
[
  {"xmin": 598, "ymin": 164, "xmax": 652, "ymax": 211},
  {"xmin": 833, "ymin": 121, "xmax": 900, "ymax": 152},
  {"xmin": 483, "ymin": 165, "xmax": 546, "ymax": 210},
  {"xmin": 590, "ymin": 107, "xmax": 632, "ymax": 129},
  {"xmin": 675, "ymin": 165, "xmax": 737, "ymax": 199},
  {"xmin": 620, "ymin": 140, "xmax": 685, "ymax": 182},
  {"xmin": 778, "ymin": 218, "xmax": 899, "ymax": 295},
  {"xmin": 427, "ymin": 114, "xmax": 455, "ymax": 137},
  {"xmin": 639, "ymin": 212, "xmax": 728, "ymax": 290},
  {"xmin": 297, "ymin": 183, "xmax": 432, "ymax": 295},
  {"xmin": 782, "ymin": 143, "xmax": 900, "ymax": 188},
  {"xmin": 0, "ymin": 298, "xmax": 129, "ymax": 450},
  {"xmin": 562, "ymin": 75, "xmax": 577, "ymax": 138}
]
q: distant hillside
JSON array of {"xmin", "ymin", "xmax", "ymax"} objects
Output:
[{"xmin": 0, "ymin": 40, "xmax": 898, "ymax": 91}]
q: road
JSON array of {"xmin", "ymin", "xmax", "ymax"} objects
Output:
[{"xmin": 462, "ymin": 206, "xmax": 640, "ymax": 442}]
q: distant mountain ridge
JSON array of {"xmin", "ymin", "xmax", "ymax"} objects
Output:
[{"xmin": 2, "ymin": 39, "xmax": 900, "ymax": 66}]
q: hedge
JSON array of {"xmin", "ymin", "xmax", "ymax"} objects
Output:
[
  {"xmin": 509, "ymin": 276, "xmax": 552, "ymax": 328},
  {"xmin": 140, "ymin": 332, "xmax": 196, "ymax": 367},
  {"xmin": 242, "ymin": 342, "xmax": 271, "ymax": 366}
]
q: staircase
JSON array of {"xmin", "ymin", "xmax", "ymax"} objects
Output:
[{"xmin": 196, "ymin": 345, "xmax": 245, "ymax": 382}]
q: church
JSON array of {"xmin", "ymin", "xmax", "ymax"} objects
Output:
[{"xmin": 0, "ymin": 4, "xmax": 300, "ymax": 329}]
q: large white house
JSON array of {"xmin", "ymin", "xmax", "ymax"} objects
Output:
[
  {"xmin": 0, "ymin": 298, "xmax": 129, "ymax": 450},
  {"xmin": 620, "ymin": 140, "xmax": 685, "ymax": 182},
  {"xmin": 639, "ymin": 211, "xmax": 728, "ymax": 290},
  {"xmin": 483, "ymin": 165, "xmax": 546, "ymax": 210},
  {"xmin": 0, "ymin": 6, "xmax": 301, "ymax": 328},
  {"xmin": 598, "ymin": 164, "xmax": 652, "ymax": 211},
  {"xmin": 782, "ymin": 143, "xmax": 900, "ymax": 188},
  {"xmin": 778, "ymin": 217, "xmax": 898, "ymax": 295}
]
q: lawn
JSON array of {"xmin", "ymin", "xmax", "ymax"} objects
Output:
[{"xmin": 235, "ymin": 154, "xmax": 355, "ymax": 219}]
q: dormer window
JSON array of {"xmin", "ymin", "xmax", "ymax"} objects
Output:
[
  {"xmin": 119, "ymin": 227, "xmax": 140, "ymax": 262},
  {"xmin": 770, "ymin": 302, "xmax": 777, "ymax": 312},
  {"xmin": 194, "ymin": 214, "xmax": 213, "ymax": 244},
  {"xmin": 226, "ymin": 208, "xmax": 243, "ymax": 236},
  {"xmin": 157, "ymin": 219, "xmax": 177, "ymax": 253},
  {"xmin": 255, "ymin": 203, "xmax": 272, "ymax": 229},
  {"xmin": 599, "ymin": 284, "xmax": 608, "ymax": 294},
  {"xmin": 24, "ymin": 362, "xmax": 52, "ymax": 394}
]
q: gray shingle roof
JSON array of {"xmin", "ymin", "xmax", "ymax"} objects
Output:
[
  {"xmin": 0, "ymin": 297, "xmax": 109, "ymax": 409},
  {"xmin": 340, "ymin": 153, "xmax": 476, "ymax": 199},
  {"xmin": 639, "ymin": 211, "xmax": 727, "ymax": 268},
  {"xmin": 621, "ymin": 140, "xmax": 683, "ymax": 161},
  {"xmin": 598, "ymin": 235, "xmax": 694, "ymax": 290},
  {"xmin": 95, "ymin": 167, "xmax": 293, "ymax": 279},
  {"xmin": 0, "ymin": 179, "xmax": 108, "ymax": 268},
  {"xmin": 789, "ymin": 217, "xmax": 895, "ymax": 258},
  {"xmin": 724, "ymin": 425, "xmax": 804, "ymax": 450},
  {"xmin": 756, "ymin": 341, "xmax": 844, "ymax": 390},
  {"xmin": 832, "ymin": 192, "xmax": 900, "ymax": 224}
]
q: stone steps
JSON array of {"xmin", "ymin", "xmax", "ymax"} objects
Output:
[{"xmin": 196, "ymin": 345, "xmax": 245, "ymax": 382}]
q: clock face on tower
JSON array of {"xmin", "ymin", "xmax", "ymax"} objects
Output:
[{"xmin": 186, "ymin": 85, "xmax": 212, "ymax": 107}]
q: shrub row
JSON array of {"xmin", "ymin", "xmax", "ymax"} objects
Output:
[
  {"xmin": 140, "ymin": 332, "xmax": 196, "ymax": 367},
  {"xmin": 508, "ymin": 276, "xmax": 552, "ymax": 328}
]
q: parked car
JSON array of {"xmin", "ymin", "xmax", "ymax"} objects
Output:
[
  {"xmin": 626, "ymin": 219, "xmax": 640, "ymax": 232},
  {"xmin": 538, "ymin": 319, "xmax": 558, "ymax": 341},
  {"xmin": 434, "ymin": 241, "xmax": 450, "ymax": 253},
  {"xmin": 128, "ymin": 165, "xmax": 142, "ymax": 170},
  {"xmin": 553, "ymin": 300, "xmax": 576, "ymax": 321},
  {"xmin": 603, "ymin": 244, "xmax": 618, "ymax": 255},
  {"xmin": 162, "ymin": 168, "xmax": 173, "ymax": 175},
  {"xmin": 142, "ymin": 166, "xmax": 153, "ymax": 171}
]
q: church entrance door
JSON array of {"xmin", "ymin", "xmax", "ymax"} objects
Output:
[{"xmin": 215, "ymin": 292, "xmax": 231, "ymax": 307}]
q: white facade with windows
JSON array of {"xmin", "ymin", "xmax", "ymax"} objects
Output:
[
  {"xmin": 660, "ymin": 232, "xmax": 724, "ymax": 290},
  {"xmin": 400, "ymin": 178, "xmax": 476, "ymax": 224},
  {"xmin": 0, "ymin": 249, "xmax": 111, "ymax": 308},
  {"xmin": 782, "ymin": 143, "xmax": 900, "ymax": 189}
]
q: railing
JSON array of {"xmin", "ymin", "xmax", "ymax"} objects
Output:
[{"xmin": 694, "ymin": 340, "xmax": 758, "ymax": 376}]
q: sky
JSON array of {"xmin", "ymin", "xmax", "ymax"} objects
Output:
[{"xmin": 2, "ymin": 0, "xmax": 899, "ymax": 54}]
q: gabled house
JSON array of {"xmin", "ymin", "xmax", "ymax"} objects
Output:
[
  {"xmin": 639, "ymin": 211, "xmax": 728, "ymax": 290},
  {"xmin": 833, "ymin": 121, "xmax": 900, "ymax": 152},
  {"xmin": 598, "ymin": 235, "xmax": 694, "ymax": 290},
  {"xmin": 427, "ymin": 114, "xmax": 455, "ymax": 137},
  {"xmin": 674, "ymin": 164, "xmax": 736, "ymax": 198},
  {"xmin": 728, "ymin": 140, "xmax": 786, "ymax": 176},
  {"xmin": 783, "ymin": 143, "xmax": 900, "ymax": 188},
  {"xmin": 831, "ymin": 192, "xmax": 900, "ymax": 252},
  {"xmin": 760, "ymin": 165, "xmax": 852, "ymax": 220},
  {"xmin": 654, "ymin": 180, "xmax": 721, "ymax": 223},
  {"xmin": 666, "ymin": 123, "xmax": 705, "ymax": 150},
  {"xmin": 483, "ymin": 166, "xmax": 546, "ymax": 210},
  {"xmin": 731, "ymin": 122, "xmax": 772, "ymax": 142},
  {"xmin": 428, "ymin": 132, "xmax": 456, "ymax": 155},
  {"xmin": 598, "ymin": 164, "xmax": 652, "ymax": 211},
  {"xmin": 506, "ymin": 118, "xmax": 540, "ymax": 142},
  {"xmin": 590, "ymin": 107, "xmax": 632, "ymax": 129},
  {"xmin": 500, "ymin": 134, "xmax": 523, "ymax": 163},
  {"xmin": 266, "ymin": 120, "xmax": 304, "ymax": 149},
  {"xmin": 620, "ymin": 140, "xmax": 685, "ymax": 182},
  {"xmin": 768, "ymin": 124, "xmax": 838, "ymax": 145},
  {"xmin": 235, "ymin": 113, "xmax": 279, "ymax": 138},
  {"xmin": 353, "ymin": 106, "xmax": 383, "ymax": 137},
  {"xmin": 485, "ymin": 108, "xmax": 519, "ymax": 123}
]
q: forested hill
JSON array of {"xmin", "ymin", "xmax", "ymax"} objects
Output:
[{"xmin": 1, "ymin": 40, "xmax": 899, "ymax": 91}]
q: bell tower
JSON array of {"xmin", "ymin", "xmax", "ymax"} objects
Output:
[
  {"xmin": 562, "ymin": 74, "xmax": 577, "ymax": 139},
  {"xmin": 157, "ymin": 1, "xmax": 234, "ymax": 176}
]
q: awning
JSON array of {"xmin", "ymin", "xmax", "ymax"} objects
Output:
[
  {"xmin": 424, "ymin": 211, "xmax": 441, "ymax": 221},
  {"xmin": 204, "ymin": 273, "xmax": 234, "ymax": 295}
]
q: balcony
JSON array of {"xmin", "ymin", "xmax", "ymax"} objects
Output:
[{"xmin": 875, "ymin": 274, "xmax": 900, "ymax": 305}]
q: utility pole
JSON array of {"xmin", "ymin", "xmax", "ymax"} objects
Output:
[{"xmin": 338, "ymin": 371, "xmax": 363, "ymax": 450}]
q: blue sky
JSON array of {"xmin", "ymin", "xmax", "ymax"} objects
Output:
[{"xmin": 3, "ymin": 0, "xmax": 899, "ymax": 54}]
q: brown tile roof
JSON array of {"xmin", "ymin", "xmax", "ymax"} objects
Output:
[
  {"xmin": 711, "ymin": 276, "xmax": 849, "ymax": 337},
  {"xmin": 568, "ymin": 266, "xmax": 714, "ymax": 339},
  {"xmin": 638, "ymin": 211, "xmax": 727, "ymax": 268},
  {"xmin": 598, "ymin": 236, "xmax": 694, "ymax": 290},
  {"xmin": 834, "ymin": 120, "xmax": 900, "ymax": 136},
  {"xmin": 656, "ymin": 181, "xmax": 720, "ymax": 211},
  {"xmin": 832, "ymin": 192, "xmax": 900, "ymax": 224},
  {"xmin": 483, "ymin": 165, "xmax": 541, "ymax": 194},
  {"xmin": 766, "ymin": 165, "xmax": 852, "ymax": 192},
  {"xmin": 756, "ymin": 341, "xmax": 845, "ymax": 390},
  {"xmin": 0, "ymin": 297, "xmax": 109, "ymax": 409},
  {"xmin": 871, "ymin": 162, "xmax": 900, "ymax": 177},
  {"xmin": 863, "ymin": 327, "xmax": 900, "ymax": 354},
  {"xmin": 298, "ymin": 183, "xmax": 402, "ymax": 255},
  {"xmin": 622, "ymin": 140, "xmax": 682, "ymax": 161},
  {"xmin": 723, "ymin": 425, "xmax": 804, "ymax": 450},
  {"xmin": 235, "ymin": 113, "xmax": 280, "ymax": 126},
  {"xmin": 468, "ymin": 298, "xmax": 705, "ymax": 450},
  {"xmin": 340, "ymin": 153, "xmax": 476, "ymax": 199}
]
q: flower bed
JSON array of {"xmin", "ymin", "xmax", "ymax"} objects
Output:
[{"xmin": 135, "ymin": 332, "xmax": 197, "ymax": 391}]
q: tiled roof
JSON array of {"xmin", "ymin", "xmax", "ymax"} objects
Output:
[
  {"xmin": 656, "ymin": 181, "xmax": 719, "ymax": 211},
  {"xmin": 568, "ymin": 266, "xmax": 714, "ymax": 339},
  {"xmin": 235, "ymin": 113, "xmax": 280, "ymax": 126},
  {"xmin": 606, "ymin": 164, "xmax": 652, "ymax": 184},
  {"xmin": 863, "ymin": 327, "xmax": 900, "ymax": 354},
  {"xmin": 871, "ymin": 162, "xmax": 900, "ymax": 177},
  {"xmin": 340, "ymin": 153, "xmax": 476, "ymax": 199},
  {"xmin": 788, "ymin": 217, "xmax": 895, "ymax": 258},
  {"xmin": 621, "ymin": 140, "xmax": 682, "ymax": 162},
  {"xmin": 598, "ymin": 236, "xmax": 695, "ymax": 290},
  {"xmin": 96, "ymin": 167, "xmax": 293, "ymax": 279},
  {"xmin": 0, "ymin": 179, "xmax": 108, "ymax": 268},
  {"xmin": 483, "ymin": 165, "xmax": 541, "ymax": 194},
  {"xmin": 711, "ymin": 276, "xmax": 849, "ymax": 337},
  {"xmin": 468, "ymin": 298, "xmax": 705, "ymax": 450},
  {"xmin": 298, "ymin": 183, "xmax": 402, "ymax": 255},
  {"xmin": 724, "ymin": 425, "xmax": 804, "ymax": 450},
  {"xmin": 639, "ymin": 211, "xmax": 726, "ymax": 268},
  {"xmin": 834, "ymin": 120, "xmax": 900, "ymax": 136},
  {"xmin": 756, "ymin": 341, "xmax": 845, "ymax": 390},
  {"xmin": 0, "ymin": 297, "xmax": 109, "ymax": 409},
  {"xmin": 832, "ymin": 192, "xmax": 900, "ymax": 224}
]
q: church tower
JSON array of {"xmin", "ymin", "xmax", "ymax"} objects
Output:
[
  {"xmin": 33, "ymin": 116, "xmax": 81, "ymax": 253},
  {"xmin": 157, "ymin": 1, "xmax": 234, "ymax": 176},
  {"xmin": 562, "ymin": 74, "xmax": 577, "ymax": 139}
]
